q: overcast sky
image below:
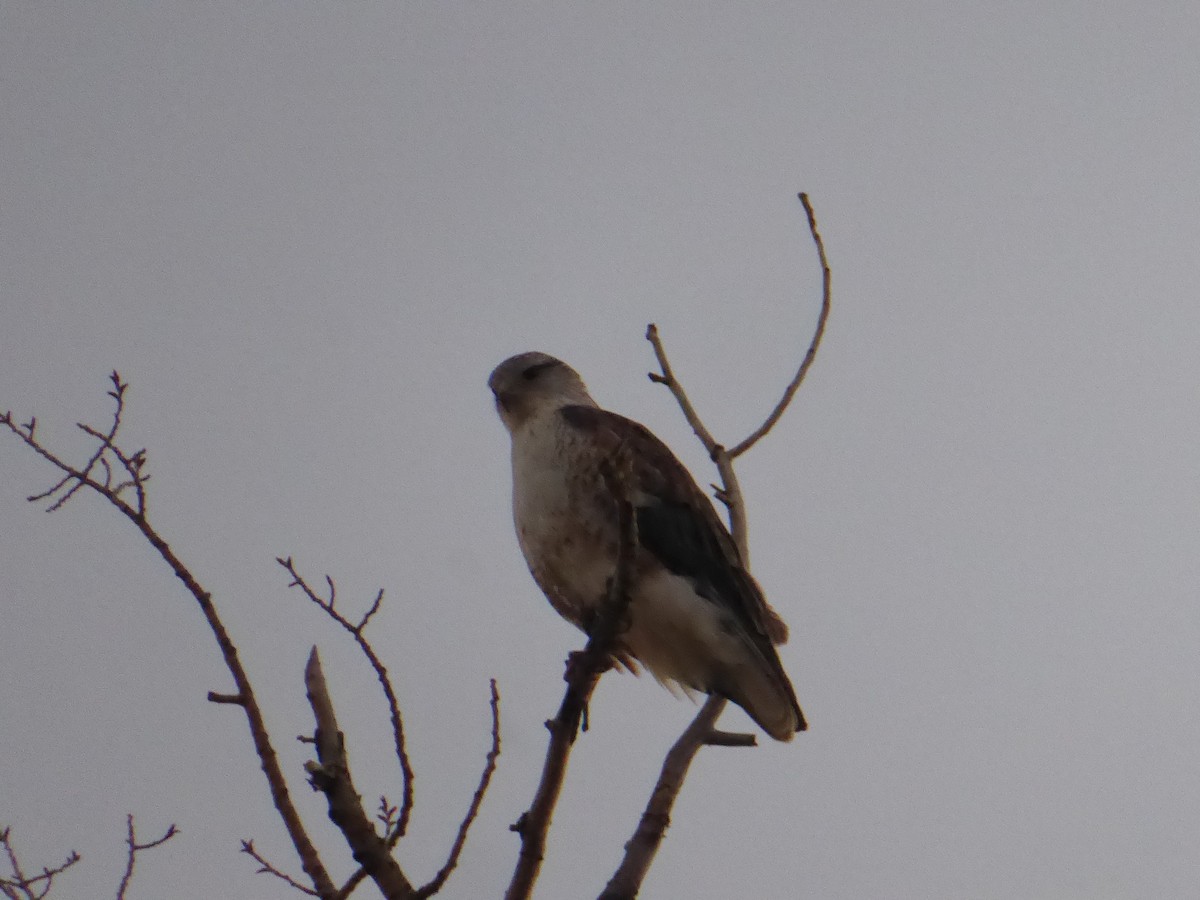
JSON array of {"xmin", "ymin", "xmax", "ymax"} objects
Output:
[{"xmin": 2, "ymin": 3, "xmax": 1199, "ymax": 899}]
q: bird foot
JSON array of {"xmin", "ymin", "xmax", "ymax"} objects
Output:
[{"xmin": 563, "ymin": 648, "xmax": 614, "ymax": 684}]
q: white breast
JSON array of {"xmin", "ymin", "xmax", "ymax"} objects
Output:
[
  {"xmin": 510, "ymin": 414, "xmax": 572, "ymax": 536},
  {"xmin": 508, "ymin": 411, "xmax": 614, "ymax": 616}
]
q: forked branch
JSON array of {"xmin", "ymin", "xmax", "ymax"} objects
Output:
[
  {"xmin": 299, "ymin": 649, "xmax": 500, "ymax": 900},
  {"xmin": 116, "ymin": 816, "xmax": 178, "ymax": 900},
  {"xmin": 279, "ymin": 558, "xmax": 416, "ymax": 842},
  {"xmin": 608, "ymin": 192, "xmax": 831, "ymax": 898},
  {"xmin": 0, "ymin": 816, "xmax": 174, "ymax": 900},
  {"xmin": 0, "ymin": 827, "xmax": 80, "ymax": 900}
]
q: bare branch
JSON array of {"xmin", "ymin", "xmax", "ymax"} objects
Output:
[
  {"xmin": 115, "ymin": 815, "xmax": 178, "ymax": 900},
  {"xmin": 206, "ymin": 691, "xmax": 246, "ymax": 705},
  {"xmin": 304, "ymin": 647, "xmax": 415, "ymax": 899},
  {"xmin": 360, "ymin": 589, "xmax": 385, "ymax": 631},
  {"xmin": 279, "ymin": 557, "xmax": 415, "ymax": 841},
  {"xmin": 1, "ymin": 411, "xmax": 122, "ymax": 513},
  {"xmin": 414, "ymin": 679, "xmax": 502, "ymax": 899},
  {"xmin": 644, "ymin": 331, "xmax": 752, "ymax": 555},
  {"xmin": 727, "ymin": 192, "xmax": 832, "ymax": 459},
  {"xmin": 241, "ymin": 840, "xmax": 319, "ymax": 896},
  {"xmin": 705, "ymin": 730, "xmax": 758, "ymax": 747},
  {"xmin": 0, "ymin": 827, "xmax": 81, "ymax": 900},
  {"xmin": 130, "ymin": 535, "xmax": 334, "ymax": 898},
  {"xmin": 10, "ymin": 372, "xmax": 146, "ymax": 516},
  {"xmin": 644, "ymin": 324, "xmax": 720, "ymax": 457},
  {"xmin": 73, "ymin": 425, "xmax": 145, "ymax": 516},
  {"xmin": 505, "ymin": 460, "xmax": 639, "ymax": 900},
  {"xmin": 1, "ymin": 379, "xmax": 337, "ymax": 899},
  {"xmin": 646, "ymin": 194, "xmax": 830, "ymax": 558},
  {"xmin": 599, "ymin": 695, "xmax": 727, "ymax": 900},
  {"xmin": 619, "ymin": 193, "xmax": 831, "ymax": 897}
]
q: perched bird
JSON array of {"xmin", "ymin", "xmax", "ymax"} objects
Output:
[{"xmin": 489, "ymin": 351, "xmax": 806, "ymax": 740}]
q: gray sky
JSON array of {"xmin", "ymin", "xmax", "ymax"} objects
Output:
[{"xmin": 2, "ymin": 3, "xmax": 1198, "ymax": 898}]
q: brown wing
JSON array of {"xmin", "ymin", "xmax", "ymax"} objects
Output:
[{"xmin": 559, "ymin": 405, "xmax": 789, "ymax": 649}]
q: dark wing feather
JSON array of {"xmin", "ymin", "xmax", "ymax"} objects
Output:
[{"xmin": 559, "ymin": 404, "xmax": 786, "ymax": 647}]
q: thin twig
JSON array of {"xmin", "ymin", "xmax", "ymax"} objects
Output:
[
  {"xmin": 414, "ymin": 679, "xmax": 502, "ymax": 899},
  {"xmin": 279, "ymin": 557, "xmax": 416, "ymax": 841},
  {"xmin": 25, "ymin": 372, "xmax": 132, "ymax": 514},
  {"xmin": 505, "ymin": 461, "xmax": 639, "ymax": 900},
  {"xmin": 241, "ymin": 840, "xmax": 319, "ymax": 896},
  {"xmin": 116, "ymin": 815, "xmax": 178, "ymax": 900},
  {"xmin": 0, "ymin": 826, "xmax": 81, "ymax": 900},
  {"xmin": 644, "ymin": 325, "xmax": 720, "ymax": 456},
  {"xmin": 74, "ymin": 427, "xmax": 146, "ymax": 518},
  {"xmin": 2, "ymin": 413, "xmax": 118, "ymax": 511}
]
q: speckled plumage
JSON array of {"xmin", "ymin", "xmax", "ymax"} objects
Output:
[{"xmin": 489, "ymin": 351, "xmax": 805, "ymax": 740}]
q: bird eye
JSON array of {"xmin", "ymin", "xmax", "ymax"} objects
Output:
[{"xmin": 521, "ymin": 361, "xmax": 555, "ymax": 381}]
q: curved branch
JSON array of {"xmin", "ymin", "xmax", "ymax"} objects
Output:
[
  {"xmin": 29, "ymin": 371, "xmax": 131, "ymax": 513},
  {"xmin": 728, "ymin": 192, "xmax": 832, "ymax": 459}
]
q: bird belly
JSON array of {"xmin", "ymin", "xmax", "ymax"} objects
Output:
[{"xmin": 620, "ymin": 569, "xmax": 742, "ymax": 694}]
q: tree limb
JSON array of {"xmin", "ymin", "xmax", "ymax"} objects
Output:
[
  {"xmin": 599, "ymin": 695, "xmax": 727, "ymax": 900},
  {"xmin": 1, "ymin": 380, "xmax": 337, "ymax": 899},
  {"xmin": 304, "ymin": 648, "xmax": 416, "ymax": 899}
]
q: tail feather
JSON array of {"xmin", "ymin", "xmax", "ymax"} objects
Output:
[{"xmin": 720, "ymin": 656, "xmax": 806, "ymax": 741}]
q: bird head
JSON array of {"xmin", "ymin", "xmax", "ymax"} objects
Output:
[{"xmin": 488, "ymin": 351, "xmax": 596, "ymax": 432}]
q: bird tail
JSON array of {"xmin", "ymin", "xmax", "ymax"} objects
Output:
[{"xmin": 721, "ymin": 653, "xmax": 807, "ymax": 741}]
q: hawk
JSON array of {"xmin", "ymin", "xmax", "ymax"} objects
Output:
[{"xmin": 489, "ymin": 351, "xmax": 806, "ymax": 741}]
